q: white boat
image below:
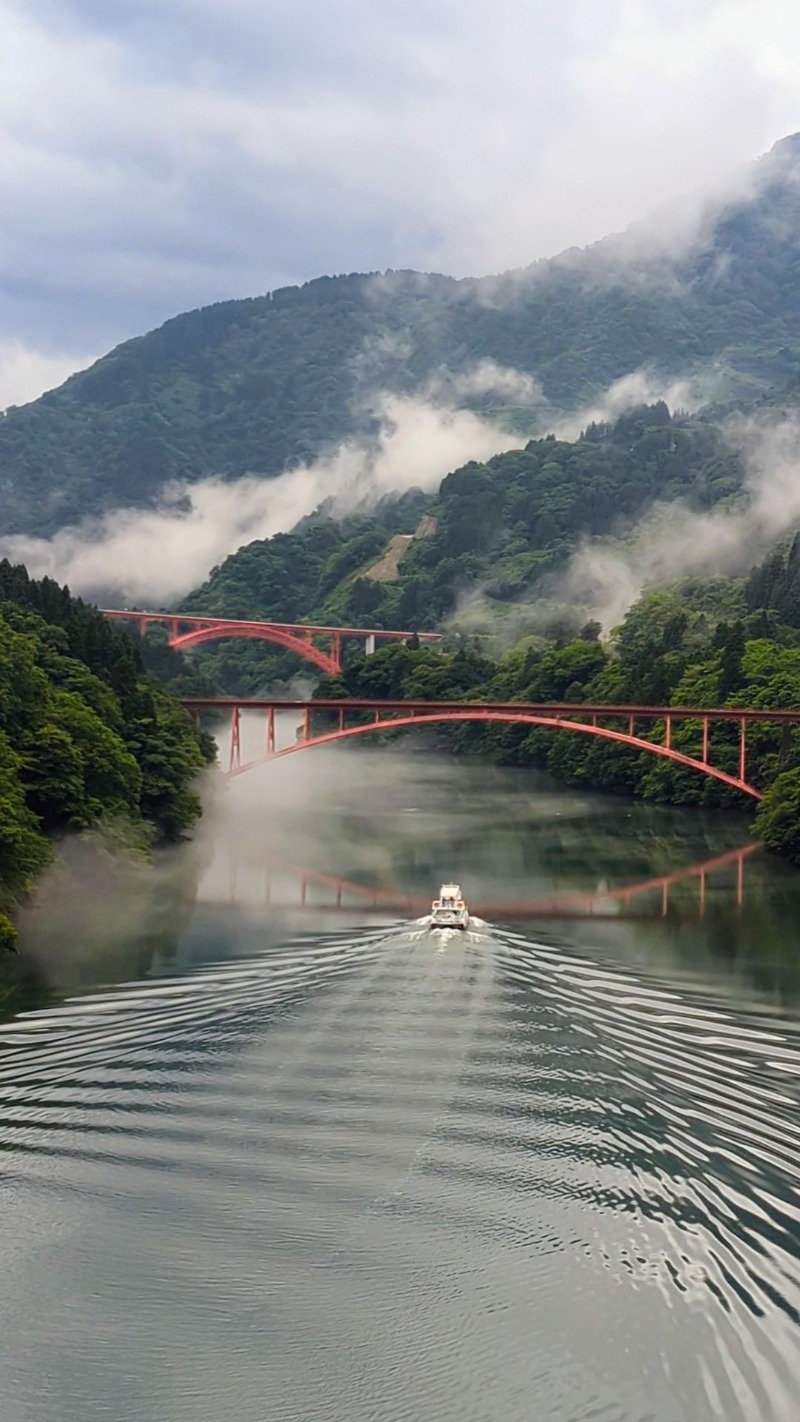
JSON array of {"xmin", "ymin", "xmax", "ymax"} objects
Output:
[{"xmin": 427, "ymin": 883, "xmax": 469, "ymax": 930}]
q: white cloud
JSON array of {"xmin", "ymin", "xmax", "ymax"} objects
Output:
[
  {"xmin": 545, "ymin": 414, "xmax": 800, "ymax": 632},
  {"xmin": 548, "ymin": 367, "xmax": 726, "ymax": 440},
  {"xmin": 0, "ymin": 340, "xmax": 94, "ymax": 411},
  {"xmin": 429, "ymin": 360, "xmax": 545, "ymax": 408},
  {"xmin": 1, "ymin": 0, "xmax": 800, "ymax": 360},
  {"xmin": 0, "ymin": 389, "xmax": 522, "ymax": 602}
]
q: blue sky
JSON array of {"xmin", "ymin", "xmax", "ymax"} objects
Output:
[{"xmin": 1, "ymin": 0, "xmax": 799, "ymax": 406}]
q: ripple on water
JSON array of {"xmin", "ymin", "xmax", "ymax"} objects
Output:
[{"xmin": 0, "ymin": 924, "xmax": 798, "ymax": 1422}]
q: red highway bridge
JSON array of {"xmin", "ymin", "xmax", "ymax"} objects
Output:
[
  {"xmin": 101, "ymin": 609, "xmax": 441, "ymax": 675},
  {"xmin": 178, "ymin": 697, "xmax": 800, "ymax": 799}
]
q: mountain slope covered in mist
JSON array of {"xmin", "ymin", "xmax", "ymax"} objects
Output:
[
  {"xmin": 174, "ymin": 404, "xmax": 744, "ymax": 694},
  {"xmin": 3, "ymin": 136, "xmax": 800, "ymax": 538}
]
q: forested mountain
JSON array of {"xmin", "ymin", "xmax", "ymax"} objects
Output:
[
  {"xmin": 0, "ymin": 562, "xmax": 213, "ymax": 950},
  {"xmin": 175, "ymin": 403, "xmax": 744, "ymax": 693},
  {"xmin": 3, "ymin": 136, "xmax": 800, "ymax": 536},
  {"xmin": 745, "ymin": 534, "xmax": 800, "ymax": 627}
]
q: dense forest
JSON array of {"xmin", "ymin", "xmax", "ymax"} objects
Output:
[
  {"xmin": 172, "ymin": 403, "xmax": 745, "ymax": 694},
  {"xmin": 3, "ymin": 135, "xmax": 800, "ymax": 536},
  {"xmin": 116, "ymin": 384, "xmax": 800, "ymax": 870},
  {"xmin": 0, "ymin": 562, "xmax": 214, "ymax": 951},
  {"xmin": 148, "ymin": 389, "xmax": 800, "ymax": 868},
  {"xmin": 311, "ymin": 583, "xmax": 800, "ymax": 863}
]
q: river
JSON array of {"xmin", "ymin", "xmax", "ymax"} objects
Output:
[{"xmin": 1, "ymin": 747, "xmax": 799, "ymax": 1422}]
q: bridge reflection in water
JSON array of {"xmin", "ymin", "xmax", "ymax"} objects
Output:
[{"xmin": 210, "ymin": 841, "xmax": 759, "ymax": 925}]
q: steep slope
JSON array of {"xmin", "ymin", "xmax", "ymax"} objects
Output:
[
  {"xmin": 3, "ymin": 137, "xmax": 800, "ymax": 537},
  {"xmin": 171, "ymin": 404, "xmax": 744, "ymax": 695},
  {"xmin": 0, "ymin": 561, "xmax": 213, "ymax": 948}
]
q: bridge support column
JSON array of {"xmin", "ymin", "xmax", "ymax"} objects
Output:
[
  {"xmin": 702, "ymin": 716, "xmax": 709, "ymax": 764},
  {"xmin": 303, "ymin": 706, "xmax": 311, "ymax": 742},
  {"xmin": 331, "ymin": 633, "xmax": 342, "ymax": 671},
  {"xmin": 266, "ymin": 706, "xmax": 275, "ymax": 755},
  {"xmin": 365, "ymin": 634, "xmax": 376, "ymax": 656},
  {"xmin": 739, "ymin": 718, "xmax": 747, "ymax": 784},
  {"xmin": 229, "ymin": 707, "xmax": 241, "ymax": 773},
  {"xmin": 664, "ymin": 715, "xmax": 672, "ymax": 750}
]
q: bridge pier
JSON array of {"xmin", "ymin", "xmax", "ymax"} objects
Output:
[{"xmin": 229, "ymin": 706, "xmax": 241, "ymax": 774}]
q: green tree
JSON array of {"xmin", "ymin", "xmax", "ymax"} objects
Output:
[
  {"xmin": 20, "ymin": 723, "xmax": 87, "ymax": 828},
  {"xmin": 755, "ymin": 770, "xmax": 800, "ymax": 864},
  {"xmin": 0, "ymin": 732, "xmax": 50, "ymax": 903},
  {"xmin": 0, "ymin": 566, "xmax": 214, "ymax": 950},
  {"xmin": 126, "ymin": 689, "xmax": 206, "ymax": 839}
]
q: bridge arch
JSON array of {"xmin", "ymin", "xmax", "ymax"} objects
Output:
[
  {"xmin": 172, "ymin": 625, "xmax": 339, "ymax": 675},
  {"xmin": 237, "ymin": 709, "xmax": 762, "ymax": 799}
]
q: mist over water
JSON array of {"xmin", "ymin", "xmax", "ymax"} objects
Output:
[{"xmin": 1, "ymin": 750, "xmax": 800, "ymax": 1421}]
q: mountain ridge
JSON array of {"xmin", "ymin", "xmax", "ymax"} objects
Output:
[{"xmin": 3, "ymin": 134, "xmax": 800, "ymax": 538}]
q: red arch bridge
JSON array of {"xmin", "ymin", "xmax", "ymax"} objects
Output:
[
  {"xmin": 102, "ymin": 609, "xmax": 441, "ymax": 676},
  {"xmin": 178, "ymin": 697, "xmax": 800, "ymax": 798}
]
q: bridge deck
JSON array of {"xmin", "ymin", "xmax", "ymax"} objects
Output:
[
  {"xmin": 102, "ymin": 610, "xmax": 442, "ymax": 641},
  {"xmin": 179, "ymin": 697, "xmax": 800, "ymax": 724}
]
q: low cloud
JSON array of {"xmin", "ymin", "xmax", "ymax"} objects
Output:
[
  {"xmin": 429, "ymin": 359, "xmax": 545, "ymax": 409},
  {"xmin": 542, "ymin": 414, "xmax": 800, "ymax": 633},
  {"xmin": 444, "ymin": 410, "xmax": 800, "ymax": 644},
  {"xmin": 1, "ymin": 390, "xmax": 523, "ymax": 603},
  {"xmin": 548, "ymin": 366, "xmax": 726, "ymax": 440}
]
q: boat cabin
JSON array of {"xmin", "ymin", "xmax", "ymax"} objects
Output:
[{"xmin": 433, "ymin": 882, "xmax": 463, "ymax": 911}]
